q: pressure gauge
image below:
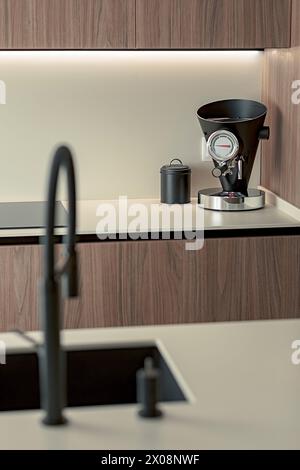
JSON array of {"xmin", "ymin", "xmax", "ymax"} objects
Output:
[{"xmin": 207, "ymin": 130, "xmax": 239, "ymax": 163}]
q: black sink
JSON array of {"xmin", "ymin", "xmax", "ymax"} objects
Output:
[{"xmin": 0, "ymin": 346, "xmax": 186, "ymax": 412}]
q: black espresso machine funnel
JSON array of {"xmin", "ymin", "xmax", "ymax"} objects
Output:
[{"xmin": 197, "ymin": 99, "xmax": 269, "ymax": 211}]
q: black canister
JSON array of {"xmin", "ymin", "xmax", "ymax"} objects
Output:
[{"xmin": 160, "ymin": 158, "xmax": 191, "ymax": 204}]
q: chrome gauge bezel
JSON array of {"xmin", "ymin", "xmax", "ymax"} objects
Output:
[{"xmin": 207, "ymin": 130, "xmax": 239, "ymax": 163}]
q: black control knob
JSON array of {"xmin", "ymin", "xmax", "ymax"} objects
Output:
[
  {"xmin": 136, "ymin": 357, "xmax": 163, "ymax": 418},
  {"xmin": 212, "ymin": 167, "xmax": 222, "ymax": 178},
  {"xmin": 258, "ymin": 126, "xmax": 270, "ymax": 140}
]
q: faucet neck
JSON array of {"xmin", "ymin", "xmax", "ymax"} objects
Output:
[{"xmin": 45, "ymin": 146, "xmax": 76, "ymax": 281}]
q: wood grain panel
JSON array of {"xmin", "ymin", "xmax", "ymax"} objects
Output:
[
  {"xmin": 183, "ymin": 238, "xmax": 247, "ymax": 323},
  {"xmin": 261, "ymin": 0, "xmax": 300, "ymax": 206},
  {"xmin": 261, "ymin": 50, "xmax": 300, "ymax": 205},
  {"xmin": 183, "ymin": 236, "xmax": 300, "ymax": 322},
  {"xmin": 0, "ymin": 245, "xmax": 42, "ymax": 332},
  {"xmin": 136, "ymin": 0, "xmax": 291, "ymax": 49},
  {"xmin": 63, "ymin": 242, "xmax": 121, "ymax": 328},
  {"xmin": 292, "ymin": 0, "xmax": 300, "ymax": 47},
  {"xmin": 120, "ymin": 240, "xmax": 184, "ymax": 325},
  {"xmin": 0, "ymin": 236, "xmax": 299, "ymax": 332},
  {"xmin": 0, "ymin": 0, "xmax": 135, "ymax": 49},
  {"xmin": 136, "ymin": 0, "xmax": 172, "ymax": 49},
  {"xmin": 0, "ymin": 242, "xmax": 121, "ymax": 332}
]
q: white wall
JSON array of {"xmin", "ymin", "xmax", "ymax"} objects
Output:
[{"xmin": 0, "ymin": 51, "xmax": 262, "ymax": 202}]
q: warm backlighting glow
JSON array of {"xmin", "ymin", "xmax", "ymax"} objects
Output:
[{"xmin": 0, "ymin": 50, "xmax": 261, "ymax": 63}]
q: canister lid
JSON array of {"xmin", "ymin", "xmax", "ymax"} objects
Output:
[{"xmin": 160, "ymin": 158, "xmax": 191, "ymax": 174}]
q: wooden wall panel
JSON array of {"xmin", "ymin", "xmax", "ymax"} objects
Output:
[
  {"xmin": 136, "ymin": 0, "xmax": 291, "ymax": 49},
  {"xmin": 261, "ymin": 48, "xmax": 300, "ymax": 205},
  {"xmin": 261, "ymin": 0, "xmax": 300, "ymax": 206},
  {"xmin": 0, "ymin": 0, "xmax": 135, "ymax": 49},
  {"xmin": 292, "ymin": 0, "xmax": 300, "ymax": 47},
  {"xmin": 261, "ymin": 0, "xmax": 300, "ymax": 207}
]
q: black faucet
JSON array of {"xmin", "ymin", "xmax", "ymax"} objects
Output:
[{"xmin": 39, "ymin": 145, "xmax": 78, "ymax": 425}]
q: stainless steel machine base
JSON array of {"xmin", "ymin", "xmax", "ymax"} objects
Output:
[{"xmin": 198, "ymin": 188, "xmax": 265, "ymax": 211}]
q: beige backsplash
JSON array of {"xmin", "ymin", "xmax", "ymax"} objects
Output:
[{"xmin": 0, "ymin": 51, "xmax": 262, "ymax": 202}]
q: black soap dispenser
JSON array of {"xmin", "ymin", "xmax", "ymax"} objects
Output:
[{"xmin": 136, "ymin": 357, "xmax": 163, "ymax": 418}]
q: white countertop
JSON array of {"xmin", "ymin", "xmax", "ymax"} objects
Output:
[
  {"xmin": 1, "ymin": 318, "xmax": 300, "ymax": 449},
  {"xmin": 0, "ymin": 188, "xmax": 299, "ymax": 240}
]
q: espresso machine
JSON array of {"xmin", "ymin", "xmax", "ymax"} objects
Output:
[{"xmin": 197, "ymin": 99, "xmax": 269, "ymax": 211}]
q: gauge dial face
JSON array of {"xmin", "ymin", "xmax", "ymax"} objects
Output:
[{"xmin": 207, "ymin": 130, "xmax": 239, "ymax": 163}]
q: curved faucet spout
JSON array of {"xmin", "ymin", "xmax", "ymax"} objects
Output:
[
  {"xmin": 40, "ymin": 145, "xmax": 78, "ymax": 426},
  {"xmin": 45, "ymin": 145, "xmax": 78, "ymax": 297}
]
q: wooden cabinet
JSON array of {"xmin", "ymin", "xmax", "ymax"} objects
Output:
[
  {"xmin": 0, "ymin": 236, "xmax": 299, "ymax": 332},
  {"xmin": 64, "ymin": 241, "xmax": 122, "ymax": 329},
  {"xmin": 0, "ymin": 242, "xmax": 122, "ymax": 331},
  {"xmin": 0, "ymin": 0, "xmax": 292, "ymax": 50},
  {"xmin": 183, "ymin": 236, "xmax": 300, "ymax": 322},
  {"xmin": 0, "ymin": 244, "xmax": 42, "ymax": 332},
  {"xmin": 119, "ymin": 240, "xmax": 184, "ymax": 326},
  {"xmin": 136, "ymin": 0, "xmax": 292, "ymax": 49},
  {"xmin": 119, "ymin": 236, "xmax": 300, "ymax": 325},
  {"xmin": 0, "ymin": 0, "xmax": 135, "ymax": 49}
]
